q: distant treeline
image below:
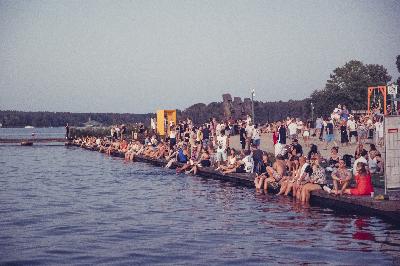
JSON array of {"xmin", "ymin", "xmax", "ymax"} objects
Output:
[
  {"xmin": 0, "ymin": 111, "xmax": 154, "ymax": 128},
  {"xmin": 1, "ymin": 59, "xmax": 398, "ymax": 127},
  {"xmin": 0, "ymin": 99, "xmax": 308, "ymax": 127},
  {"xmin": 179, "ymin": 100, "xmax": 309, "ymax": 125}
]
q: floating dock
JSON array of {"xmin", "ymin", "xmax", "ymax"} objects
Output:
[{"xmin": 66, "ymin": 142, "xmax": 400, "ymax": 224}]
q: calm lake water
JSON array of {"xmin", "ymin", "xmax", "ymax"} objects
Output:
[
  {"xmin": 0, "ymin": 127, "xmax": 65, "ymax": 139},
  {"xmin": 0, "ymin": 129, "xmax": 399, "ymax": 265}
]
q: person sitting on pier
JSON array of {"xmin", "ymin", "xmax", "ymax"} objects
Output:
[
  {"xmin": 277, "ymin": 155, "xmax": 300, "ymax": 195},
  {"xmin": 344, "ymin": 162, "xmax": 374, "ymax": 196},
  {"xmin": 369, "ymin": 151, "xmax": 384, "ymax": 175},
  {"xmin": 164, "ymin": 146, "xmax": 178, "ymax": 168},
  {"xmin": 217, "ymin": 148, "xmax": 238, "ymax": 172},
  {"xmin": 289, "ymin": 156, "xmax": 312, "ymax": 198},
  {"xmin": 186, "ymin": 149, "xmax": 211, "ymax": 175},
  {"xmin": 307, "ymin": 144, "xmax": 319, "ymax": 161},
  {"xmin": 148, "ymin": 142, "xmax": 167, "ymax": 160},
  {"xmin": 125, "ymin": 141, "xmax": 141, "ymax": 161},
  {"xmin": 254, "ymin": 153, "xmax": 272, "ymax": 190},
  {"xmin": 301, "ymin": 154, "xmax": 326, "ymax": 202},
  {"xmin": 106, "ymin": 140, "xmax": 120, "ymax": 156},
  {"xmin": 353, "ymin": 149, "xmax": 368, "ymax": 176},
  {"xmin": 124, "ymin": 141, "xmax": 134, "ymax": 161},
  {"xmin": 331, "ymin": 158, "xmax": 351, "ymax": 195},
  {"xmin": 118, "ymin": 139, "xmax": 128, "ymax": 153},
  {"xmin": 263, "ymin": 155, "xmax": 287, "ymax": 191},
  {"xmin": 326, "ymin": 146, "xmax": 340, "ymax": 172},
  {"xmin": 142, "ymin": 142, "xmax": 157, "ymax": 157},
  {"xmin": 222, "ymin": 150, "xmax": 254, "ymax": 175},
  {"xmin": 176, "ymin": 147, "xmax": 192, "ymax": 173}
]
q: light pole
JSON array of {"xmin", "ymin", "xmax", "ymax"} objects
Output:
[
  {"xmin": 251, "ymin": 89, "xmax": 255, "ymax": 124},
  {"xmin": 311, "ymin": 102, "xmax": 314, "ymax": 127}
]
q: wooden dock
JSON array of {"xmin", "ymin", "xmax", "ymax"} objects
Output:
[{"xmin": 66, "ymin": 142, "xmax": 400, "ymax": 224}]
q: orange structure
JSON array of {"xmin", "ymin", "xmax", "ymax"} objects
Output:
[
  {"xmin": 156, "ymin": 110, "xmax": 177, "ymax": 136},
  {"xmin": 367, "ymin": 86, "xmax": 387, "ymax": 115}
]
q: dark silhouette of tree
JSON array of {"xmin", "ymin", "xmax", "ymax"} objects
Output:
[{"xmin": 311, "ymin": 60, "xmax": 391, "ymax": 116}]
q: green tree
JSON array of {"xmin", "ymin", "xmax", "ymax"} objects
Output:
[{"xmin": 311, "ymin": 60, "xmax": 391, "ymax": 116}]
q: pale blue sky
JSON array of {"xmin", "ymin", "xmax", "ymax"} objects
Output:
[{"xmin": 0, "ymin": 0, "xmax": 399, "ymax": 113}]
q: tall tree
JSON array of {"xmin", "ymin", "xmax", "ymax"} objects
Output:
[{"xmin": 311, "ymin": 60, "xmax": 391, "ymax": 116}]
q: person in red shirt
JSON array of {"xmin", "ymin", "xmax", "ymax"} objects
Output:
[
  {"xmin": 344, "ymin": 162, "xmax": 374, "ymax": 196},
  {"xmin": 272, "ymin": 127, "xmax": 279, "ymax": 145}
]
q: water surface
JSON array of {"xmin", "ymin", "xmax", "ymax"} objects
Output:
[{"xmin": 0, "ymin": 141, "xmax": 399, "ymax": 265}]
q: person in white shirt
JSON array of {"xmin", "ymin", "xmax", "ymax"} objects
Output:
[
  {"xmin": 347, "ymin": 116, "xmax": 358, "ymax": 143},
  {"xmin": 223, "ymin": 150, "xmax": 254, "ymax": 174},
  {"xmin": 288, "ymin": 120, "xmax": 297, "ymax": 140},
  {"xmin": 251, "ymin": 124, "xmax": 261, "ymax": 148},
  {"xmin": 215, "ymin": 122, "xmax": 222, "ymax": 137},
  {"xmin": 216, "ymin": 130, "xmax": 228, "ymax": 166},
  {"xmin": 245, "ymin": 123, "xmax": 254, "ymax": 150},
  {"xmin": 374, "ymin": 119, "xmax": 384, "ymax": 147},
  {"xmin": 246, "ymin": 115, "xmax": 252, "ymax": 125},
  {"xmin": 296, "ymin": 119, "xmax": 303, "ymax": 136},
  {"xmin": 353, "ymin": 149, "xmax": 368, "ymax": 175}
]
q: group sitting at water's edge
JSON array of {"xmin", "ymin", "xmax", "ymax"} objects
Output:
[{"xmin": 71, "ymin": 110, "xmax": 381, "ymax": 202}]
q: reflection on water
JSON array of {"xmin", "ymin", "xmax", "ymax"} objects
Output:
[{"xmin": 0, "ymin": 143, "xmax": 399, "ymax": 265}]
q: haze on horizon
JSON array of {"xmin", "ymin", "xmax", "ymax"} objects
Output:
[{"xmin": 0, "ymin": 0, "xmax": 399, "ymax": 114}]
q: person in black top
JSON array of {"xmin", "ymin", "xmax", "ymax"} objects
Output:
[
  {"xmin": 292, "ymin": 139, "xmax": 303, "ymax": 156},
  {"xmin": 202, "ymin": 125, "xmax": 210, "ymax": 148},
  {"xmin": 340, "ymin": 120, "xmax": 349, "ymax": 146},
  {"xmin": 252, "ymin": 144, "xmax": 263, "ymax": 174},
  {"xmin": 65, "ymin": 123, "xmax": 70, "ymax": 139},
  {"xmin": 239, "ymin": 123, "xmax": 246, "ymax": 150},
  {"xmin": 278, "ymin": 123, "xmax": 287, "ymax": 144},
  {"xmin": 254, "ymin": 153, "xmax": 272, "ymax": 190},
  {"xmin": 307, "ymin": 144, "xmax": 319, "ymax": 161}
]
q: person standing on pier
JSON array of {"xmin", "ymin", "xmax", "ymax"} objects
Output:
[
  {"xmin": 216, "ymin": 129, "xmax": 228, "ymax": 168},
  {"xmin": 65, "ymin": 123, "xmax": 69, "ymax": 139},
  {"xmin": 239, "ymin": 123, "xmax": 246, "ymax": 150},
  {"xmin": 278, "ymin": 122, "xmax": 287, "ymax": 145}
]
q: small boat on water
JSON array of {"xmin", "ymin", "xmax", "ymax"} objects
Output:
[
  {"xmin": 21, "ymin": 141, "xmax": 33, "ymax": 146},
  {"xmin": 24, "ymin": 126, "xmax": 35, "ymax": 129}
]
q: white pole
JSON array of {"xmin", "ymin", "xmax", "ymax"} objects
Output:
[{"xmin": 384, "ymin": 116, "xmax": 387, "ymax": 195}]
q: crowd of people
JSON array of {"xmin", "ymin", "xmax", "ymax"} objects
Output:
[{"xmin": 72, "ymin": 105, "xmax": 382, "ymax": 203}]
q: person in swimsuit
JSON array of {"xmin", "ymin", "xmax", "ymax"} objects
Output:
[{"xmin": 263, "ymin": 155, "xmax": 286, "ymax": 191}]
